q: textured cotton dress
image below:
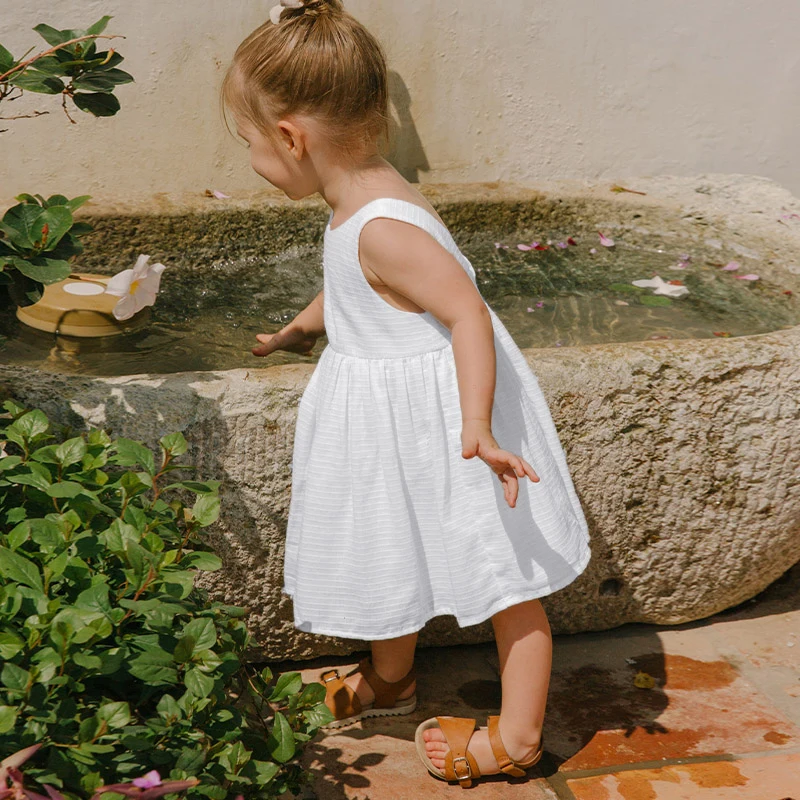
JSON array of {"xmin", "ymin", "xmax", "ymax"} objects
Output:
[{"xmin": 282, "ymin": 198, "xmax": 591, "ymax": 640}]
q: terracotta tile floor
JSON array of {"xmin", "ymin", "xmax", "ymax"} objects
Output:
[{"xmin": 273, "ymin": 563, "xmax": 800, "ymax": 799}]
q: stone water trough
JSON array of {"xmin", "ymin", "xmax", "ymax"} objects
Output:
[{"xmin": 2, "ymin": 174, "xmax": 799, "ymax": 659}]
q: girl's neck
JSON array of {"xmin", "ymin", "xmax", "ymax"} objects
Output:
[{"xmin": 315, "ymin": 152, "xmax": 405, "ymax": 220}]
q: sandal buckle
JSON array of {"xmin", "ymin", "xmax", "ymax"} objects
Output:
[
  {"xmin": 320, "ymin": 669, "xmax": 341, "ymax": 683},
  {"xmin": 451, "ymin": 756, "xmax": 472, "ymax": 780}
]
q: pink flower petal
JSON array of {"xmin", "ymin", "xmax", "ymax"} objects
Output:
[
  {"xmin": 614, "ymin": 300, "xmax": 629, "ymax": 306},
  {"xmin": 536, "ymin": 301, "xmax": 544, "ymax": 308},
  {"xmin": 598, "ymin": 232, "xmax": 615, "ymax": 247},
  {"xmin": 133, "ymin": 771, "xmax": 162, "ymax": 789},
  {"xmin": 517, "ymin": 244, "xmax": 533, "ymax": 251},
  {"xmin": 589, "ymin": 247, "xmax": 597, "ymax": 255},
  {"xmin": 721, "ymin": 261, "xmax": 740, "ymax": 271},
  {"xmin": 494, "ymin": 242, "xmax": 508, "ymax": 250},
  {"xmin": 736, "ymin": 274, "xmax": 760, "ymax": 281},
  {"xmin": 780, "ymin": 213, "xmax": 800, "ymax": 220},
  {"xmin": 556, "ymin": 242, "xmax": 568, "ymax": 249},
  {"xmin": 212, "ymin": 190, "xmax": 230, "ymax": 199},
  {"xmin": 526, "ymin": 307, "xmax": 535, "ymax": 312}
]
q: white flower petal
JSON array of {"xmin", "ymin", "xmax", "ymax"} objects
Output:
[
  {"xmin": 112, "ymin": 294, "xmax": 138, "ymax": 321},
  {"xmin": 104, "ymin": 269, "xmax": 134, "ymax": 297},
  {"xmin": 269, "ymin": 5, "xmax": 284, "ymax": 23}
]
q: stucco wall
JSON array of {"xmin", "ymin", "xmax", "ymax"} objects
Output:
[{"xmin": 2, "ymin": 1, "xmax": 800, "ymax": 198}]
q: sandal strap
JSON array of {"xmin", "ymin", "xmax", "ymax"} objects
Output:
[
  {"xmin": 320, "ymin": 668, "xmax": 361, "ymax": 720},
  {"xmin": 356, "ymin": 657, "xmax": 416, "ymax": 709},
  {"xmin": 487, "ymin": 716, "xmax": 543, "ymax": 776},
  {"xmin": 437, "ymin": 716, "xmax": 482, "ymax": 788}
]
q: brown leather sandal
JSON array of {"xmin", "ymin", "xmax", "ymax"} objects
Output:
[
  {"xmin": 319, "ymin": 657, "xmax": 417, "ymax": 728},
  {"xmin": 414, "ymin": 715, "xmax": 544, "ymax": 788}
]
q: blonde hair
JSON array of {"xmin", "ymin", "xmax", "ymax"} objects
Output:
[{"xmin": 220, "ymin": 0, "xmax": 389, "ymax": 155}]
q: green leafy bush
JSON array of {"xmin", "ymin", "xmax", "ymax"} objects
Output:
[
  {"xmin": 0, "ymin": 16, "xmax": 134, "ymax": 119},
  {"xmin": 0, "ymin": 193, "xmax": 93, "ymax": 305},
  {"xmin": 0, "ymin": 403, "xmax": 332, "ymax": 799}
]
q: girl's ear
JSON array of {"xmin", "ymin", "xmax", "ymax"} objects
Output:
[{"xmin": 277, "ymin": 119, "xmax": 305, "ymax": 161}]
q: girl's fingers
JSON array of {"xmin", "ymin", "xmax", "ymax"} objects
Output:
[{"xmin": 519, "ymin": 456, "xmax": 540, "ymax": 483}]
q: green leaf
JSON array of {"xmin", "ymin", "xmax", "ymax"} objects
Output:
[
  {"xmin": 8, "ymin": 70, "xmax": 65, "ymax": 94},
  {"xmin": 303, "ymin": 702, "xmax": 335, "ymax": 728},
  {"xmin": 72, "ymin": 91, "xmax": 120, "ymax": 117},
  {"xmin": 173, "ymin": 634, "xmax": 196, "ymax": 663},
  {"xmin": 0, "ymin": 705, "xmax": 18, "ymax": 734},
  {"xmin": 5, "ymin": 254, "xmax": 71, "ymax": 284},
  {"xmin": 266, "ymin": 711, "xmax": 295, "ymax": 763},
  {"xmin": 0, "ymin": 44, "xmax": 15, "ymax": 74},
  {"xmin": 160, "ymin": 431, "xmax": 188, "ymax": 456},
  {"xmin": 128, "ymin": 647, "xmax": 178, "ymax": 685},
  {"xmin": 47, "ymin": 481, "xmax": 85, "ymax": 499},
  {"xmin": 73, "ymin": 68, "xmax": 133, "ymax": 93},
  {"xmin": 65, "ymin": 195, "xmax": 92, "ymax": 213},
  {"xmin": 33, "ymin": 23, "xmax": 71, "ymax": 47},
  {"xmin": 0, "ymin": 632, "xmax": 24, "ymax": 660},
  {"xmin": 249, "ymin": 760, "xmax": 280, "ymax": 785},
  {"xmin": 7, "ymin": 409, "xmax": 49, "ymax": 443},
  {"xmin": 55, "ymin": 436, "xmax": 87, "ymax": 466},
  {"xmin": 97, "ymin": 701, "xmax": 130, "ymax": 729},
  {"xmin": 182, "ymin": 551, "xmax": 222, "ymax": 571},
  {"xmin": 115, "ymin": 438, "xmax": 155, "ymax": 475},
  {"xmin": 297, "ymin": 681, "xmax": 327, "ymax": 706},
  {"xmin": 39, "ymin": 206, "xmax": 74, "ymax": 251},
  {"xmin": 191, "ymin": 494, "xmax": 220, "ymax": 527},
  {"xmin": 269, "ymin": 671, "xmax": 302, "ymax": 702},
  {"xmin": 160, "ymin": 569, "xmax": 196, "ymax": 599},
  {"xmin": 8, "ymin": 464, "xmax": 52, "ymax": 492},
  {"xmin": 87, "ymin": 16, "xmax": 113, "ymax": 36},
  {"xmin": 0, "ymin": 545, "xmax": 44, "ymax": 592},
  {"xmin": 1, "ymin": 662, "xmax": 30, "ymax": 692},
  {"xmin": 73, "ymin": 651, "xmax": 103, "ymax": 670},
  {"xmin": 185, "ymin": 667, "xmax": 214, "ymax": 698},
  {"xmin": 182, "ymin": 618, "xmax": 216, "ymax": 650}
]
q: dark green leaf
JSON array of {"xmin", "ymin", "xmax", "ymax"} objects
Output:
[
  {"xmin": 7, "ymin": 409, "xmax": 49, "ymax": 442},
  {"xmin": 297, "ymin": 681, "xmax": 326, "ymax": 706},
  {"xmin": 266, "ymin": 711, "xmax": 295, "ymax": 763},
  {"xmin": 1, "ymin": 662, "xmax": 30, "ymax": 691},
  {"xmin": 55, "ymin": 436, "xmax": 87, "ymax": 466},
  {"xmin": 72, "ymin": 91, "xmax": 120, "ymax": 116},
  {"xmin": 0, "ymin": 545, "xmax": 44, "ymax": 592},
  {"xmin": 269, "ymin": 671, "xmax": 302, "ymax": 702},
  {"xmin": 96, "ymin": 701, "xmax": 130, "ymax": 729},
  {"xmin": 47, "ymin": 481, "xmax": 85, "ymax": 498},
  {"xmin": 185, "ymin": 667, "xmax": 214, "ymax": 698},
  {"xmin": 182, "ymin": 618, "xmax": 216, "ymax": 650},
  {"xmin": 182, "ymin": 551, "xmax": 222, "ymax": 571},
  {"xmin": 0, "ymin": 44, "xmax": 15, "ymax": 74},
  {"xmin": 8, "ymin": 70, "xmax": 65, "ymax": 94},
  {"xmin": 33, "ymin": 23, "xmax": 70, "ymax": 47},
  {"xmin": 128, "ymin": 647, "xmax": 178, "ymax": 685}
]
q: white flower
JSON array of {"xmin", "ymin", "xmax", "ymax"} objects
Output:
[
  {"xmin": 270, "ymin": 0, "xmax": 304, "ymax": 23},
  {"xmin": 631, "ymin": 275, "xmax": 689, "ymax": 298},
  {"xmin": 104, "ymin": 254, "xmax": 167, "ymax": 320}
]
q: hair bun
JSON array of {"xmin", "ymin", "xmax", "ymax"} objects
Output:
[{"xmin": 269, "ymin": 0, "xmax": 343, "ymax": 24}]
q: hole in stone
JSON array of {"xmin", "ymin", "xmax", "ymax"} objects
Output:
[{"xmin": 599, "ymin": 578, "xmax": 623, "ymax": 597}]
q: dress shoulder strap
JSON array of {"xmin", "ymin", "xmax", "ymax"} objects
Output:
[{"xmin": 354, "ymin": 198, "xmax": 455, "ymax": 251}]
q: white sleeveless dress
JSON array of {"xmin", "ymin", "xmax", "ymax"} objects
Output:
[{"xmin": 283, "ymin": 198, "xmax": 591, "ymax": 640}]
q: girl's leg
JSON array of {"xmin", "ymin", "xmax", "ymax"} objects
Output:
[
  {"xmin": 343, "ymin": 632, "xmax": 418, "ymax": 703},
  {"xmin": 423, "ymin": 598, "xmax": 551, "ymax": 773}
]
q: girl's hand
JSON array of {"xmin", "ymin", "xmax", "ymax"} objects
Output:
[
  {"xmin": 252, "ymin": 327, "xmax": 317, "ymax": 357},
  {"xmin": 461, "ymin": 419, "xmax": 540, "ymax": 508}
]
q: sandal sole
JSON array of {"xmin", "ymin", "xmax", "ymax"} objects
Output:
[{"xmin": 322, "ymin": 695, "xmax": 418, "ymax": 729}]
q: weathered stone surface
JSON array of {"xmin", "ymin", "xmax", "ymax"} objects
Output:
[{"xmin": 2, "ymin": 175, "xmax": 799, "ymax": 660}]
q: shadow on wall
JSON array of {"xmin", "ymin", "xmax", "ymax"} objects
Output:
[{"xmin": 385, "ymin": 71, "xmax": 430, "ymax": 183}]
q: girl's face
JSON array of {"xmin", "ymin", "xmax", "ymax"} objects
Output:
[{"xmin": 234, "ymin": 116, "xmax": 317, "ymax": 200}]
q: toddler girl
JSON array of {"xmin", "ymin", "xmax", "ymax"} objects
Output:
[{"xmin": 222, "ymin": 0, "xmax": 591, "ymax": 788}]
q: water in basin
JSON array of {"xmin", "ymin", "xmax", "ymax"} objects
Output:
[{"xmin": 1, "ymin": 227, "xmax": 797, "ymax": 376}]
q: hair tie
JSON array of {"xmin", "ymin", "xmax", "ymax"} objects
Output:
[{"xmin": 270, "ymin": 0, "xmax": 304, "ymax": 24}]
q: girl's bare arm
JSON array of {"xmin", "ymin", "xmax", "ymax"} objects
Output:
[{"xmin": 252, "ymin": 290, "xmax": 325, "ymax": 357}]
